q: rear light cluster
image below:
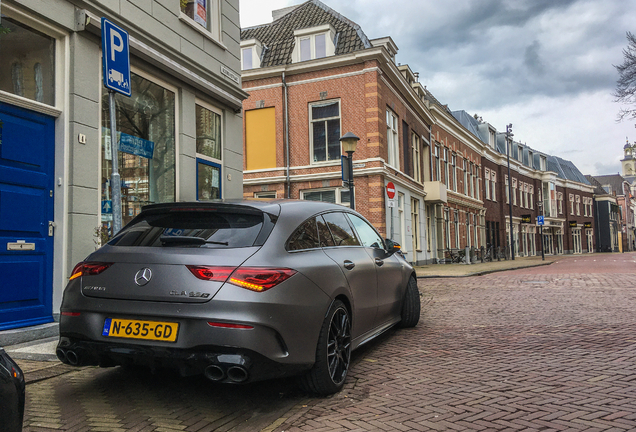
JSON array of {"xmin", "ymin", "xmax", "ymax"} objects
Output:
[
  {"xmin": 69, "ymin": 262, "xmax": 113, "ymax": 280},
  {"xmin": 187, "ymin": 265, "xmax": 296, "ymax": 292}
]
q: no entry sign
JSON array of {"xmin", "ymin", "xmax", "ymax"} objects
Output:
[{"xmin": 386, "ymin": 182, "xmax": 396, "ymax": 199}]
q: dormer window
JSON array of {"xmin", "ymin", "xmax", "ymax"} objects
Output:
[
  {"xmin": 241, "ymin": 39, "xmax": 262, "ymax": 70},
  {"xmin": 293, "ymin": 24, "xmax": 336, "ymax": 63}
]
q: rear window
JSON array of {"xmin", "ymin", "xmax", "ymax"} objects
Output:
[{"xmin": 108, "ymin": 210, "xmax": 264, "ymax": 248}]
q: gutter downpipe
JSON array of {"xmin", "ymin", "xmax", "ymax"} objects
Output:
[{"xmin": 282, "ymin": 72, "xmax": 291, "ymax": 198}]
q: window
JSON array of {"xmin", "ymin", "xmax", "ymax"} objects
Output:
[
  {"xmin": 491, "ymin": 172, "xmax": 497, "ymax": 201},
  {"xmin": 411, "ymin": 198, "xmax": 420, "ymax": 251},
  {"xmin": 434, "ymin": 145, "xmax": 441, "ymax": 181},
  {"xmin": 387, "ymin": 110, "xmax": 399, "ymax": 169},
  {"xmin": 583, "ymin": 197, "xmax": 588, "ymax": 216},
  {"xmin": 470, "ymin": 163, "xmax": 476, "ymax": 198},
  {"xmin": 101, "ymin": 72, "xmax": 176, "ymax": 226},
  {"xmin": 254, "ymin": 191, "xmax": 276, "ymax": 199},
  {"xmin": 321, "ymin": 213, "xmax": 360, "ymax": 246},
  {"xmin": 576, "ymin": 195, "xmax": 581, "ymax": 216},
  {"xmin": 518, "ymin": 145, "xmax": 523, "ymax": 163},
  {"xmin": 310, "ymin": 101, "xmax": 341, "ymax": 163},
  {"xmin": 529, "ymin": 186, "xmax": 534, "ymax": 209},
  {"xmin": 443, "ymin": 148, "xmax": 449, "ymax": 187},
  {"xmin": 301, "ymin": 188, "xmax": 350, "ymax": 206},
  {"xmin": 444, "ymin": 208, "xmax": 451, "ymax": 249},
  {"xmin": 452, "ymin": 154, "xmax": 458, "ymax": 192},
  {"xmin": 196, "ymin": 103, "xmax": 222, "ymax": 200},
  {"xmin": 475, "ymin": 167, "xmax": 480, "ymax": 201},
  {"xmin": 347, "ymin": 214, "xmax": 383, "ymax": 249},
  {"xmin": 242, "ymin": 48, "xmax": 253, "ymax": 70},
  {"xmin": 412, "ymin": 133, "xmax": 421, "ymax": 182},
  {"xmin": 0, "ymin": 16, "xmax": 55, "ymax": 105},
  {"xmin": 463, "ymin": 159, "xmax": 468, "ymax": 195},
  {"xmin": 512, "ymin": 178, "xmax": 517, "ymax": 206},
  {"xmin": 558, "ymin": 193, "xmax": 564, "ymax": 214},
  {"xmin": 569, "ymin": 194, "xmax": 575, "ymax": 215},
  {"xmin": 485, "ymin": 169, "xmax": 491, "ymax": 200},
  {"xmin": 241, "ymin": 40, "xmax": 264, "ymax": 70},
  {"xmin": 293, "ymin": 24, "xmax": 335, "ymax": 62},
  {"xmin": 454, "ymin": 210, "xmax": 460, "ymax": 248},
  {"xmin": 287, "ymin": 218, "xmax": 320, "ymax": 251},
  {"xmin": 180, "ymin": 0, "xmax": 220, "ymax": 41}
]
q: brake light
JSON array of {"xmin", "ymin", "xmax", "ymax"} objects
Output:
[
  {"xmin": 61, "ymin": 311, "xmax": 81, "ymax": 317},
  {"xmin": 69, "ymin": 262, "xmax": 113, "ymax": 280},
  {"xmin": 228, "ymin": 267, "xmax": 296, "ymax": 292},
  {"xmin": 207, "ymin": 321, "xmax": 254, "ymax": 329},
  {"xmin": 187, "ymin": 266, "xmax": 235, "ymax": 282}
]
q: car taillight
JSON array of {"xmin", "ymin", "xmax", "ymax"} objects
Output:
[
  {"xmin": 187, "ymin": 266, "xmax": 235, "ymax": 282},
  {"xmin": 207, "ymin": 321, "xmax": 254, "ymax": 329},
  {"xmin": 61, "ymin": 311, "xmax": 81, "ymax": 317},
  {"xmin": 228, "ymin": 267, "xmax": 296, "ymax": 292},
  {"xmin": 69, "ymin": 262, "xmax": 113, "ymax": 280}
]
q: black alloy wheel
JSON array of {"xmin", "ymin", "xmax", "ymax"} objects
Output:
[{"xmin": 299, "ymin": 300, "xmax": 351, "ymax": 395}]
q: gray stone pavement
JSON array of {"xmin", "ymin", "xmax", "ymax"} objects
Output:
[{"xmin": 7, "ymin": 252, "xmax": 636, "ymax": 431}]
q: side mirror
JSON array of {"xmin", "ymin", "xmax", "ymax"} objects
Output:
[{"xmin": 384, "ymin": 239, "xmax": 401, "ymax": 256}]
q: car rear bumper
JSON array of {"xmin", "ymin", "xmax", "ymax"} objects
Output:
[{"xmin": 56, "ymin": 336, "xmax": 312, "ymax": 383}]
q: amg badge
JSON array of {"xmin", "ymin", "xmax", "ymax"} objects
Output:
[{"xmin": 170, "ymin": 290, "xmax": 210, "ymax": 298}]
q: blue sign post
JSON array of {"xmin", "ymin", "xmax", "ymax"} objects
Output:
[
  {"xmin": 102, "ymin": 18, "xmax": 131, "ymax": 236},
  {"xmin": 537, "ymin": 215, "xmax": 545, "ymax": 226}
]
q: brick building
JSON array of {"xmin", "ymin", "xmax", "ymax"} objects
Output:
[{"xmin": 240, "ymin": 0, "xmax": 435, "ymax": 264}]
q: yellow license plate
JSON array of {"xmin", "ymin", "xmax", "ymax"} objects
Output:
[{"xmin": 102, "ymin": 318, "xmax": 179, "ymax": 342}]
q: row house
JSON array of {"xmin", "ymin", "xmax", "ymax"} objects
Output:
[
  {"xmin": 240, "ymin": 0, "xmax": 435, "ymax": 264},
  {"xmin": 590, "ymin": 174, "xmax": 635, "ymax": 251},
  {"xmin": 585, "ymin": 175, "xmax": 621, "ymax": 252},
  {"xmin": 0, "ymin": 0, "xmax": 246, "ymax": 329},
  {"xmin": 454, "ymin": 114, "xmax": 595, "ymax": 257}
]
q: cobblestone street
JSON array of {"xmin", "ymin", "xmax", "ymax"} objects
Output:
[{"xmin": 20, "ymin": 253, "xmax": 636, "ymax": 431}]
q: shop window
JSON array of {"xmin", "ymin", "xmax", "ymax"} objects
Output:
[
  {"xmin": 0, "ymin": 16, "xmax": 55, "ymax": 105},
  {"xmin": 196, "ymin": 103, "xmax": 222, "ymax": 200},
  {"xmin": 310, "ymin": 100, "xmax": 341, "ymax": 163},
  {"xmin": 101, "ymin": 72, "xmax": 176, "ymax": 227},
  {"xmin": 179, "ymin": 0, "xmax": 221, "ymax": 41}
]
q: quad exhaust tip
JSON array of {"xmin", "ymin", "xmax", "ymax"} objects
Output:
[
  {"xmin": 227, "ymin": 366, "xmax": 248, "ymax": 383},
  {"xmin": 204, "ymin": 365, "xmax": 249, "ymax": 383},
  {"xmin": 204, "ymin": 365, "xmax": 225, "ymax": 381}
]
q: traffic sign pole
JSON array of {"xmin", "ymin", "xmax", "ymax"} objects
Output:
[{"xmin": 109, "ymin": 90, "xmax": 122, "ymax": 235}]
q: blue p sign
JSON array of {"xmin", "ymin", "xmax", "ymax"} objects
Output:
[{"xmin": 101, "ymin": 18, "xmax": 131, "ymax": 97}]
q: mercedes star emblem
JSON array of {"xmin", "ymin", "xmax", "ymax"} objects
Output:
[{"xmin": 134, "ymin": 268, "xmax": 153, "ymax": 286}]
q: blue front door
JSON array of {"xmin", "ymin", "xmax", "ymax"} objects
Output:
[{"xmin": 0, "ymin": 102, "xmax": 55, "ymax": 330}]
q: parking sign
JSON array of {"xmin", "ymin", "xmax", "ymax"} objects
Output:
[
  {"xmin": 537, "ymin": 215, "xmax": 545, "ymax": 226},
  {"xmin": 101, "ymin": 18, "xmax": 131, "ymax": 96}
]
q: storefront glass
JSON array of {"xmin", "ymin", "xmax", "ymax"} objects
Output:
[
  {"xmin": 0, "ymin": 17, "xmax": 55, "ymax": 105},
  {"xmin": 101, "ymin": 72, "xmax": 176, "ymax": 229}
]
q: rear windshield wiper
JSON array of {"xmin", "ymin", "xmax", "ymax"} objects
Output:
[{"xmin": 160, "ymin": 236, "xmax": 229, "ymax": 246}]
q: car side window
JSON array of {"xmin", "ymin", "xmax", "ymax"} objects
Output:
[
  {"xmin": 346, "ymin": 213, "xmax": 384, "ymax": 249},
  {"xmin": 317, "ymin": 215, "xmax": 336, "ymax": 247},
  {"xmin": 321, "ymin": 212, "xmax": 360, "ymax": 247},
  {"xmin": 286, "ymin": 217, "xmax": 320, "ymax": 251}
]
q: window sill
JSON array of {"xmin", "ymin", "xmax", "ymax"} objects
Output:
[{"xmin": 179, "ymin": 13, "xmax": 227, "ymax": 51}]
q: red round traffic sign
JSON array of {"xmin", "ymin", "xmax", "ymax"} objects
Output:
[{"xmin": 386, "ymin": 182, "xmax": 396, "ymax": 199}]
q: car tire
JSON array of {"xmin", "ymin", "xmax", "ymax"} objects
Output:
[
  {"xmin": 399, "ymin": 276, "xmax": 420, "ymax": 328},
  {"xmin": 299, "ymin": 299, "xmax": 351, "ymax": 395}
]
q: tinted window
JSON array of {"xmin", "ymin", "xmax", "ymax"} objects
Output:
[
  {"xmin": 317, "ymin": 216, "xmax": 335, "ymax": 247},
  {"xmin": 322, "ymin": 212, "xmax": 360, "ymax": 247},
  {"xmin": 287, "ymin": 218, "xmax": 320, "ymax": 251},
  {"xmin": 346, "ymin": 213, "xmax": 383, "ymax": 249},
  {"xmin": 109, "ymin": 210, "xmax": 264, "ymax": 248}
]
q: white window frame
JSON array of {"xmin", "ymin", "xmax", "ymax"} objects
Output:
[
  {"xmin": 512, "ymin": 178, "xmax": 517, "ymax": 206},
  {"xmin": 255, "ymin": 191, "xmax": 277, "ymax": 199},
  {"xmin": 300, "ymin": 187, "xmax": 350, "ymax": 207},
  {"xmin": 452, "ymin": 154, "xmax": 458, "ymax": 192},
  {"xmin": 505, "ymin": 175, "xmax": 510, "ymax": 204},
  {"xmin": 240, "ymin": 39, "xmax": 263, "ymax": 70},
  {"xmin": 485, "ymin": 168, "xmax": 491, "ymax": 200},
  {"xmin": 569, "ymin": 194, "xmax": 575, "ymax": 215},
  {"xmin": 293, "ymin": 24, "xmax": 335, "ymax": 63},
  {"xmin": 411, "ymin": 197, "xmax": 421, "ymax": 251},
  {"xmin": 179, "ymin": 0, "xmax": 222, "ymax": 44},
  {"xmin": 529, "ymin": 185, "xmax": 534, "ymax": 209},
  {"xmin": 491, "ymin": 172, "xmax": 497, "ymax": 202},
  {"xmin": 454, "ymin": 210, "xmax": 460, "ymax": 248},
  {"xmin": 444, "ymin": 148, "xmax": 449, "ymax": 187},
  {"xmin": 576, "ymin": 195, "xmax": 581, "ymax": 216},
  {"xmin": 309, "ymin": 99, "xmax": 341, "ymax": 165},
  {"xmin": 387, "ymin": 109, "xmax": 400, "ymax": 169},
  {"xmin": 463, "ymin": 159, "xmax": 468, "ymax": 195},
  {"xmin": 412, "ymin": 132, "xmax": 421, "ymax": 182},
  {"xmin": 434, "ymin": 145, "xmax": 441, "ymax": 181}
]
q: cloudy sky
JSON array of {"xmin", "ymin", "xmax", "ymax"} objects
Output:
[{"xmin": 239, "ymin": 0, "xmax": 636, "ymax": 176}]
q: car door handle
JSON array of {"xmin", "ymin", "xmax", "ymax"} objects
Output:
[
  {"xmin": 375, "ymin": 258, "xmax": 384, "ymax": 267},
  {"xmin": 343, "ymin": 260, "xmax": 355, "ymax": 270}
]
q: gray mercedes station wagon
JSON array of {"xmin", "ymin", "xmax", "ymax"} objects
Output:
[{"xmin": 57, "ymin": 200, "xmax": 420, "ymax": 395}]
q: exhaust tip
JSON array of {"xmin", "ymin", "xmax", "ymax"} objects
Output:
[
  {"xmin": 66, "ymin": 350, "xmax": 79, "ymax": 366},
  {"xmin": 56, "ymin": 348, "xmax": 68, "ymax": 364},
  {"xmin": 204, "ymin": 365, "xmax": 226, "ymax": 381},
  {"xmin": 227, "ymin": 366, "xmax": 248, "ymax": 383}
]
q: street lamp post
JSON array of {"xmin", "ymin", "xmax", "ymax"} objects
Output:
[
  {"xmin": 506, "ymin": 124, "xmax": 515, "ymax": 260},
  {"xmin": 340, "ymin": 132, "xmax": 360, "ymax": 210}
]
